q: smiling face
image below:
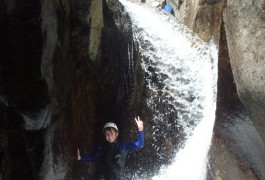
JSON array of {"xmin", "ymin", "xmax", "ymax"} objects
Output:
[{"xmin": 104, "ymin": 128, "xmax": 119, "ymax": 143}]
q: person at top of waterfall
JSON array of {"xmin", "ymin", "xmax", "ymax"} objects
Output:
[
  {"xmin": 153, "ymin": 0, "xmax": 174, "ymax": 15},
  {"xmin": 163, "ymin": 3, "xmax": 173, "ymax": 14},
  {"xmin": 77, "ymin": 116, "xmax": 144, "ymax": 180}
]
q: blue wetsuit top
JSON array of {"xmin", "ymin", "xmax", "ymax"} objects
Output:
[
  {"xmin": 163, "ymin": 4, "xmax": 173, "ymax": 14},
  {"xmin": 80, "ymin": 131, "xmax": 144, "ymax": 162}
]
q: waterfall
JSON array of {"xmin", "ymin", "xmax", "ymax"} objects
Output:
[{"xmin": 120, "ymin": 1, "xmax": 217, "ymax": 179}]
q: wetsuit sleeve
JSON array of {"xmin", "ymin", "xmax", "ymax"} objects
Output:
[
  {"xmin": 80, "ymin": 146, "xmax": 104, "ymax": 162},
  {"xmin": 119, "ymin": 131, "xmax": 144, "ymax": 152}
]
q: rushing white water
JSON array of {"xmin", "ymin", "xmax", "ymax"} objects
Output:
[{"xmin": 119, "ymin": 1, "xmax": 217, "ymax": 179}]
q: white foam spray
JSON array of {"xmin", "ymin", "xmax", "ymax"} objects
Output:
[{"xmin": 119, "ymin": 1, "xmax": 218, "ymax": 179}]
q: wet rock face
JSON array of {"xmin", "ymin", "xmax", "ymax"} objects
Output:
[
  {"xmin": 0, "ymin": 0, "xmax": 139, "ymax": 178},
  {"xmin": 49, "ymin": 0, "xmax": 143, "ymax": 179},
  {"xmin": 209, "ymin": 134, "xmax": 259, "ymax": 180},
  {"xmin": 191, "ymin": 0, "xmax": 223, "ymax": 43},
  {"xmin": 0, "ymin": 0, "xmax": 48, "ymax": 128},
  {"xmin": 0, "ymin": 0, "xmax": 144, "ymax": 178},
  {"xmin": 223, "ymin": 0, "xmax": 265, "ymax": 143},
  {"xmin": 0, "ymin": 0, "xmax": 47, "ymax": 179},
  {"xmin": 207, "ymin": 8, "xmax": 265, "ymax": 179},
  {"xmin": 210, "ymin": 103, "xmax": 265, "ymax": 180},
  {"xmin": 165, "ymin": 0, "xmax": 224, "ymax": 43}
]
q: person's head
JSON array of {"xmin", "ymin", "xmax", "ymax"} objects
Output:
[
  {"xmin": 102, "ymin": 122, "xmax": 119, "ymax": 143},
  {"xmin": 161, "ymin": 0, "xmax": 166, "ymax": 6}
]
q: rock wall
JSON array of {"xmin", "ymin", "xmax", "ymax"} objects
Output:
[
  {"xmin": 43, "ymin": 0, "xmax": 142, "ymax": 179},
  {"xmin": 0, "ymin": 0, "xmax": 143, "ymax": 179},
  {"xmin": 223, "ymin": 0, "xmax": 265, "ymax": 143},
  {"xmin": 0, "ymin": 0, "xmax": 47, "ymax": 179},
  {"xmin": 207, "ymin": 20, "xmax": 265, "ymax": 179}
]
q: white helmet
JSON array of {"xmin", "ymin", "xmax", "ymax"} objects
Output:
[{"xmin": 102, "ymin": 122, "xmax": 119, "ymax": 132}]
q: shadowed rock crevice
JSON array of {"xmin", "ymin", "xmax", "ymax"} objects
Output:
[
  {"xmin": 207, "ymin": 19, "xmax": 265, "ymax": 180},
  {"xmin": 0, "ymin": 0, "xmax": 47, "ymax": 179}
]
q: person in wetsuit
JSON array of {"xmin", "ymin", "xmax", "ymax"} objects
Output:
[
  {"xmin": 163, "ymin": 3, "xmax": 174, "ymax": 15},
  {"xmin": 77, "ymin": 116, "xmax": 144, "ymax": 180}
]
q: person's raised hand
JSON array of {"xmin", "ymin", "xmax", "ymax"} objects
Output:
[
  {"xmin": 135, "ymin": 116, "xmax": 144, "ymax": 131},
  {"xmin": 77, "ymin": 148, "xmax": 81, "ymax": 160}
]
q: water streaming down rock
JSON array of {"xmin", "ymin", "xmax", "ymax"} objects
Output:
[
  {"xmin": 119, "ymin": 1, "xmax": 217, "ymax": 179},
  {"xmin": 39, "ymin": 0, "xmax": 63, "ymax": 179}
]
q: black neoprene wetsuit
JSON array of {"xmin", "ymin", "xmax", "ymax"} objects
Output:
[
  {"xmin": 103, "ymin": 142, "xmax": 126, "ymax": 180},
  {"xmin": 80, "ymin": 131, "xmax": 144, "ymax": 180}
]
